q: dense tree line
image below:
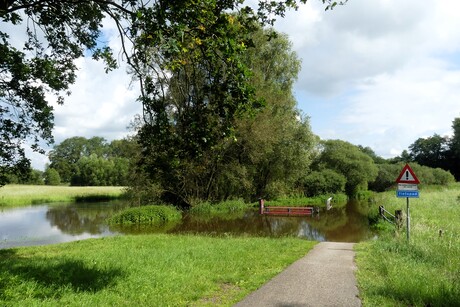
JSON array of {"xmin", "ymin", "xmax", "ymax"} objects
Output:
[
  {"xmin": 390, "ymin": 118, "xmax": 460, "ymax": 181},
  {"xmin": 4, "ymin": 136, "xmax": 135, "ymax": 186},
  {"xmin": 48, "ymin": 136, "xmax": 135, "ymax": 186}
]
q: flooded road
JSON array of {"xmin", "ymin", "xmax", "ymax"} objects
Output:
[{"xmin": 0, "ymin": 200, "xmax": 374, "ymax": 249}]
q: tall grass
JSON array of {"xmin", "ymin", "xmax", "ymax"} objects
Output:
[
  {"xmin": 108, "ymin": 205, "xmax": 182, "ymax": 225},
  {"xmin": 264, "ymin": 193, "xmax": 348, "ymax": 208},
  {"xmin": 0, "ymin": 234, "xmax": 316, "ymax": 306},
  {"xmin": 0, "ymin": 185, "xmax": 125, "ymax": 207},
  {"xmin": 190, "ymin": 199, "xmax": 254, "ymax": 213},
  {"xmin": 355, "ymin": 184, "xmax": 460, "ymax": 306}
]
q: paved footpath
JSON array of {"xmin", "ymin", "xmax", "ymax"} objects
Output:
[{"xmin": 234, "ymin": 242, "xmax": 361, "ymax": 307}]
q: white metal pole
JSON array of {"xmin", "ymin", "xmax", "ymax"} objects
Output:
[{"xmin": 406, "ymin": 197, "xmax": 410, "ymax": 242}]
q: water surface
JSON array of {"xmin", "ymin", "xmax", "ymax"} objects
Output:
[{"xmin": 0, "ymin": 200, "xmax": 373, "ymax": 249}]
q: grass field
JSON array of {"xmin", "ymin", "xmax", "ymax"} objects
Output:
[
  {"xmin": 0, "ymin": 185, "xmax": 125, "ymax": 207},
  {"xmin": 0, "ymin": 234, "xmax": 315, "ymax": 306},
  {"xmin": 355, "ymin": 184, "xmax": 460, "ymax": 306}
]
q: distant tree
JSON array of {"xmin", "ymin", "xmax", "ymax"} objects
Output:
[
  {"xmin": 358, "ymin": 146, "xmax": 386, "ymax": 164},
  {"xmin": 447, "ymin": 118, "xmax": 460, "ymax": 180},
  {"xmin": 49, "ymin": 136, "xmax": 109, "ymax": 183},
  {"xmin": 44, "ymin": 167, "xmax": 61, "ymax": 186},
  {"xmin": 408, "ymin": 134, "xmax": 449, "ymax": 169},
  {"xmin": 315, "ymin": 140, "xmax": 378, "ymax": 197},
  {"xmin": 23, "ymin": 169, "xmax": 44, "ymax": 185}
]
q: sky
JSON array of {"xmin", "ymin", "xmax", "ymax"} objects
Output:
[{"xmin": 22, "ymin": 0, "xmax": 460, "ymax": 170}]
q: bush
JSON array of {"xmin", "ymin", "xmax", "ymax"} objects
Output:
[
  {"xmin": 369, "ymin": 163, "xmax": 401, "ymax": 192},
  {"xmin": 302, "ymin": 169, "xmax": 346, "ymax": 197},
  {"xmin": 108, "ymin": 205, "xmax": 182, "ymax": 225},
  {"xmin": 44, "ymin": 168, "xmax": 61, "ymax": 185}
]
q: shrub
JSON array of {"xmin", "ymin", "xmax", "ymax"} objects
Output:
[
  {"xmin": 108, "ymin": 205, "xmax": 182, "ymax": 225},
  {"xmin": 302, "ymin": 169, "xmax": 346, "ymax": 197},
  {"xmin": 44, "ymin": 168, "xmax": 61, "ymax": 185}
]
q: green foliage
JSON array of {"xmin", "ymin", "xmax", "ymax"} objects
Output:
[
  {"xmin": 314, "ymin": 140, "xmax": 378, "ymax": 197},
  {"xmin": 368, "ymin": 163, "xmax": 401, "ymax": 192},
  {"xmin": 369, "ymin": 162, "xmax": 455, "ymax": 192},
  {"xmin": 0, "ymin": 1, "xmax": 121, "ymax": 186},
  {"xmin": 44, "ymin": 167, "xmax": 61, "ymax": 185},
  {"xmin": 108, "ymin": 205, "xmax": 182, "ymax": 225},
  {"xmin": 409, "ymin": 134, "xmax": 449, "ymax": 169},
  {"xmin": 137, "ymin": 25, "xmax": 316, "ymax": 205},
  {"xmin": 302, "ymin": 169, "xmax": 346, "ymax": 196},
  {"xmin": 48, "ymin": 136, "xmax": 133, "ymax": 186}
]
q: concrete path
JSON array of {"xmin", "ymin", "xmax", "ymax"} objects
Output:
[{"xmin": 234, "ymin": 242, "xmax": 361, "ymax": 307}]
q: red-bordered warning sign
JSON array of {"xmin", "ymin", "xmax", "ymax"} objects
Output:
[{"xmin": 396, "ymin": 164, "xmax": 420, "ymax": 184}]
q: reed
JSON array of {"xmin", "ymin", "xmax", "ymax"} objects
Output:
[{"xmin": 108, "ymin": 205, "xmax": 182, "ymax": 225}]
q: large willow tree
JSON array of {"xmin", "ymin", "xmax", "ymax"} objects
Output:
[
  {"xmin": 136, "ymin": 23, "xmax": 317, "ymax": 205},
  {"xmin": 0, "ymin": 0, "xmax": 344, "ymax": 186}
]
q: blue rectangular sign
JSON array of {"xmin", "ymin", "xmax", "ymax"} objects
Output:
[{"xmin": 396, "ymin": 190, "xmax": 419, "ymax": 198}]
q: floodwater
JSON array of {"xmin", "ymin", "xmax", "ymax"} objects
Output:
[{"xmin": 0, "ymin": 200, "xmax": 374, "ymax": 249}]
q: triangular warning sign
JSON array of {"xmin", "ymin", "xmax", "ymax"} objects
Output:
[{"xmin": 396, "ymin": 164, "xmax": 420, "ymax": 184}]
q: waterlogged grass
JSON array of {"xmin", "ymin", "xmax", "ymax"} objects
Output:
[
  {"xmin": 264, "ymin": 193, "xmax": 348, "ymax": 208},
  {"xmin": 108, "ymin": 205, "xmax": 182, "ymax": 225},
  {"xmin": 0, "ymin": 234, "xmax": 316, "ymax": 306},
  {"xmin": 355, "ymin": 185, "xmax": 460, "ymax": 306},
  {"xmin": 0, "ymin": 185, "xmax": 125, "ymax": 207},
  {"xmin": 190, "ymin": 199, "xmax": 254, "ymax": 215}
]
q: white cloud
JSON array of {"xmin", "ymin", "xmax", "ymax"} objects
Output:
[
  {"xmin": 22, "ymin": 0, "xmax": 460, "ymax": 168},
  {"xmin": 52, "ymin": 57, "xmax": 139, "ymax": 145},
  {"xmin": 273, "ymin": 0, "xmax": 460, "ymax": 158}
]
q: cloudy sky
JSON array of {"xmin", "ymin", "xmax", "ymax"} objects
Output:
[{"xmin": 26, "ymin": 0, "xmax": 460, "ymax": 169}]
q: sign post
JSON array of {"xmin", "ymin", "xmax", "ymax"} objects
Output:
[{"xmin": 395, "ymin": 164, "xmax": 420, "ymax": 242}]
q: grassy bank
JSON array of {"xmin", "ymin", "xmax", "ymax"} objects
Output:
[
  {"xmin": 355, "ymin": 184, "xmax": 460, "ymax": 306},
  {"xmin": 0, "ymin": 185, "xmax": 125, "ymax": 207},
  {"xmin": 0, "ymin": 234, "xmax": 315, "ymax": 306}
]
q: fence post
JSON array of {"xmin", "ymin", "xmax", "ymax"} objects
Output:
[
  {"xmin": 259, "ymin": 198, "xmax": 264, "ymax": 215},
  {"xmin": 395, "ymin": 210, "xmax": 403, "ymax": 229}
]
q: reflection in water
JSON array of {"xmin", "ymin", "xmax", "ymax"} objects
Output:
[
  {"xmin": 46, "ymin": 202, "xmax": 127, "ymax": 235},
  {"xmin": 0, "ymin": 200, "xmax": 374, "ymax": 249}
]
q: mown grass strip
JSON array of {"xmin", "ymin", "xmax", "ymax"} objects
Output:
[
  {"xmin": 0, "ymin": 234, "xmax": 316, "ymax": 306},
  {"xmin": 355, "ymin": 185, "xmax": 460, "ymax": 306},
  {"xmin": 0, "ymin": 185, "xmax": 126, "ymax": 207}
]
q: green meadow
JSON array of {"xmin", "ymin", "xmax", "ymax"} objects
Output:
[
  {"xmin": 0, "ymin": 185, "xmax": 125, "ymax": 207},
  {"xmin": 355, "ymin": 184, "xmax": 460, "ymax": 306},
  {"xmin": 0, "ymin": 235, "xmax": 315, "ymax": 306}
]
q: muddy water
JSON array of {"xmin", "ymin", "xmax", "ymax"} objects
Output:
[{"xmin": 0, "ymin": 200, "xmax": 373, "ymax": 249}]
